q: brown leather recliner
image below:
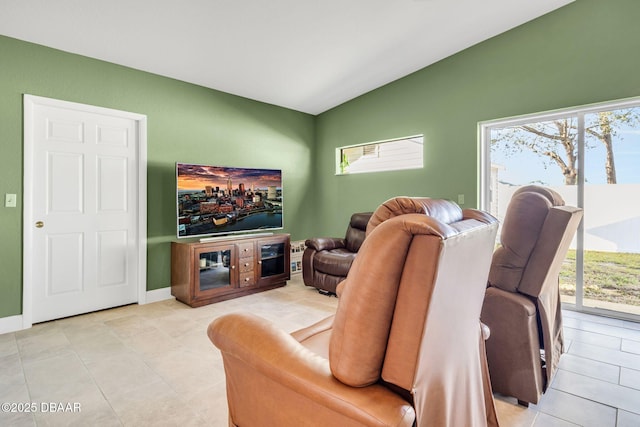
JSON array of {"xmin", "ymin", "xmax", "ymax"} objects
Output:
[
  {"xmin": 481, "ymin": 185, "xmax": 583, "ymax": 406},
  {"xmin": 302, "ymin": 212, "xmax": 372, "ymax": 294},
  {"xmin": 209, "ymin": 198, "xmax": 501, "ymax": 427}
]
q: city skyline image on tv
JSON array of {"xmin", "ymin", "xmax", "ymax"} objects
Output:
[{"xmin": 176, "ymin": 163, "xmax": 283, "ymax": 238}]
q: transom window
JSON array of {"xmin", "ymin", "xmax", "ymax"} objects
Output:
[{"xmin": 336, "ymin": 135, "xmax": 423, "ymax": 175}]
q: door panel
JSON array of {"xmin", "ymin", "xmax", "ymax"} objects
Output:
[
  {"xmin": 48, "ymin": 152, "xmax": 83, "ymax": 213},
  {"xmin": 97, "ymin": 124, "xmax": 129, "ymax": 147},
  {"xmin": 97, "ymin": 156, "xmax": 128, "ymax": 212},
  {"xmin": 47, "ymin": 233, "xmax": 84, "ymax": 295},
  {"xmin": 27, "ymin": 99, "xmax": 140, "ymax": 323},
  {"xmin": 97, "ymin": 230, "xmax": 128, "ymax": 287},
  {"xmin": 47, "ymin": 118, "xmax": 83, "ymax": 143}
]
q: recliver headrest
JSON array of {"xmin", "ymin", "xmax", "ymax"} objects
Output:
[
  {"xmin": 366, "ymin": 197, "xmax": 463, "ymax": 235},
  {"xmin": 350, "ymin": 212, "xmax": 373, "ymax": 230},
  {"xmin": 513, "ymin": 185, "xmax": 565, "ymax": 206}
]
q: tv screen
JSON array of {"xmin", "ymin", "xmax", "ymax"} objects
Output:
[{"xmin": 176, "ymin": 163, "xmax": 283, "ymax": 238}]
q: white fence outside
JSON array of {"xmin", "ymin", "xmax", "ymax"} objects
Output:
[{"xmin": 494, "ymin": 183, "xmax": 640, "ymax": 253}]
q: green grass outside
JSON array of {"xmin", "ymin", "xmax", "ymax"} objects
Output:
[{"xmin": 560, "ymin": 250, "xmax": 640, "ymax": 306}]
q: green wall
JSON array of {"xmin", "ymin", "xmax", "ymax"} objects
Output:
[
  {"xmin": 0, "ymin": 36, "xmax": 315, "ymax": 318},
  {"xmin": 2, "ymin": 0, "xmax": 639, "ymax": 320},
  {"xmin": 314, "ymin": 0, "xmax": 640, "ymax": 235}
]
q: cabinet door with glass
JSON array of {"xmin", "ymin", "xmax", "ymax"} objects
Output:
[
  {"xmin": 257, "ymin": 237, "xmax": 290, "ymax": 285},
  {"xmin": 193, "ymin": 244, "xmax": 238, "ymax": 299}
]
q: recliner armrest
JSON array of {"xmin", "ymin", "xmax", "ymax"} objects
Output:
[
  {"xmin": 305, "ymin": 237, "xmax": 346, "ymax": 251},
  {"xmin": 209, "ymin": 313, "xmax": 415, "ymax": 427}
]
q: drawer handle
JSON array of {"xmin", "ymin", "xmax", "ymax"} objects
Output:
[
  {"xmin": 231, "ymin": 265, "xmax": 236, "ymax": 269},
  {"xmin": 245, "ymin": 277, "xmax": 250, "ymax": 282},
  {"xmin": 244, "ymin": 262, "xmax": 250, "ymax": 267}
]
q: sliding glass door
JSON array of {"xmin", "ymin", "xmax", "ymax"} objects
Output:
[{"xmin": 481, "ymin": 97, "xmax": 640, "ymax": 320}]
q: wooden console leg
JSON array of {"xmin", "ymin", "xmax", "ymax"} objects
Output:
[{"xmin": 517, "ymin": 399, "xmax": 529, "ymax": 407}]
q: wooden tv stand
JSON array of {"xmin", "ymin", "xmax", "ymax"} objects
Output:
[{"xmin": 171, "ymin": 234, "xmax": 290, "ymax": 307}]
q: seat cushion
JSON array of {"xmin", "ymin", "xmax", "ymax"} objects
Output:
[
  {"xmin": 291, "ymin": 315, "xmax": 334, "ymax": 360},
  {"xmin": 313, "ymin": 249, "xmax": 356, "ymax": 277}
]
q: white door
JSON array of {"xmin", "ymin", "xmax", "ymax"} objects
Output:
[{"xmin": 24, "ymin": 96, "xmax": 146, "ymax": 324}]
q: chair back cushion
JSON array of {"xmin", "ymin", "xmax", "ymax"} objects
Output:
[
  {"xmin": 366, "ymin": 197, "xmax": 463, "ymax": 236},
  {"xmin": 329, "ymin": 208, "xmax": 499, "ymax": 425},
  {"xmin": 344, "ymin": 212, "xmax": 372, "ymax": 253},
  {"xmin": 488, "ymin": 185, "xmax": 571, "ymax": 294},
  {"xmin": 382, "ymin": 210, "xmax": 498, "ymax": 392},
  {"xmin": 488, "ymin": 192, "xmax": 552, "ymax": 293},
  {"xmin": 404, "ymin": 214, "xmax": 498, "ymax": 425},
  {"xmin": 518, "ymin": 206, "xmax": 583, "ymax": 298},
  {"xmin": 329, "ymin": 214, "xmax": 457, "ymax": 387},
  {"xmin": 329, "ymin": 209, "xmax": 498, "ymax": 389}
]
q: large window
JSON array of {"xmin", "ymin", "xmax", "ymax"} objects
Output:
[
  {"xmin": 480, "ymin": 97, "xmax": 640, "ymax": 320},
  {"xmin": 336, "ymin": 135, "xmax": 423, "ymax": 175}
]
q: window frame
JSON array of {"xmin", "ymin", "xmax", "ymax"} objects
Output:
[{"xmin": 335, "ymin": 134, "xmax": 424, "ymax": 176}]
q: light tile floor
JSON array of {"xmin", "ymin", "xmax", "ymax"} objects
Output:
[{"xmin": 1, "ymin": 275, "xmax": 639, "ymax": 426}]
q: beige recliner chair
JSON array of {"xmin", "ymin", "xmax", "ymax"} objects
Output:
[
  {"xmin": 209, "ymin": 198, "xmax": 500, "ymax": 427},
  {"xmin": 481, "ymin": 185, "xmax": 583, "ymax": 406}
]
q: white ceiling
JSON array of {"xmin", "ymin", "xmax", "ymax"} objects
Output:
[{"xmin": 0, "ymin": 0, "xmax": 573, "ymax": 115}]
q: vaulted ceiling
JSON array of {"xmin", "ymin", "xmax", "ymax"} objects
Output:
[{"xmin": 0, "ymin": 0, "xmax": 573, "ymax": 114}]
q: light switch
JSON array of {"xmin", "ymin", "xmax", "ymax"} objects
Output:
[
  {"xmin": 5, "ymin": 193, "xmax": 17, "ymax": 208},
  {"xmin": 457, "ymin": 194, "xmax": 465, "ymax": 205}
]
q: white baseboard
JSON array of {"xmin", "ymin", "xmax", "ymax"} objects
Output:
[
  {"xmin": 0, "ymin": 288, "xmax": 174, "ymax": 335},
  {"xmin": 0, "ymin": 315, "xmax": 24, "ymax": 335},
  {"xmin": 144, "ymin": 287, "xmax": 173, "ymax": 304}
]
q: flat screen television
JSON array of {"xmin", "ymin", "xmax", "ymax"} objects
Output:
[{"xmin": 176, "ymin": 163, "xmax": 283, "ymax": 239}]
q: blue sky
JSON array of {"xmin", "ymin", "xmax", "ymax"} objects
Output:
[{"xmin": 491, "ymin": 121, "xmax": 640, "ymax": 186}]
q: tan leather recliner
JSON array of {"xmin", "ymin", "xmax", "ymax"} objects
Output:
[
  {"xmin": 481, "ymin": 185, "xmax": 583, "ymax": 406},
  {"xmin": 302, "ymin": 212, "xmax": 372, "ymax": 294},
  {"xmin": 209, "ymin": 197, "xmax": 500, "ymax": 427}
]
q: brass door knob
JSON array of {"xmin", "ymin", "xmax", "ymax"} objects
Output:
[{"xmin": 35, "ymin": 221, "xmax": 44, "ymax": 228}]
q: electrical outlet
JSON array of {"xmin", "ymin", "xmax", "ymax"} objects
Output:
[
  {"xmin": 5, "ymin": 193, "xmax": 17, "ymax": 208},
  {"xmin": 457, "ymin": 194, "xmax": 465, "ymax": 205}
]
